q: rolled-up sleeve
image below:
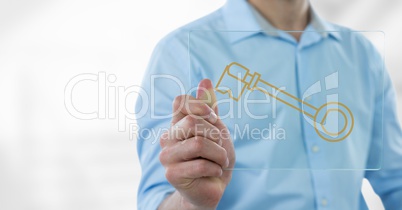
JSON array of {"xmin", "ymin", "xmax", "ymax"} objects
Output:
[
  {"xmin": 364, "ymin": 47, "xmax": 402, "ymax": 209},
  {"xmin": 135, "ymin": 31, "xmax": 190, "ymax": 210}
]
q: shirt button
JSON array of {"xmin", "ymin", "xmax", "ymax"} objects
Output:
[
  {"xmin": 305, "ymin": 95, "xmax": 312, "ymax": 101},
  {"xmin": 321, "ymin": 198, "xmax": 328, "ymax": 207},
  {"xmin": 312, "ymin": 145, "xmax": 320, "ymax": 153}
]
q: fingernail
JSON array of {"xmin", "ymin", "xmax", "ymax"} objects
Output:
[
  {"xmin": 208, "ymin": 108, "xmax": 218, "ymax": 123},
  {"xmin": 225, "ymin": 157, "xmax": 229, "ymax": 168},
  {"xmin": 174, "ymin": 117, "xmax": 186, "ymax": 128}
]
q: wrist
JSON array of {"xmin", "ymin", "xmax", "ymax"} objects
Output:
[
  {"xmin": 158, "ymin": 190, "xmax": 217, "ymax": 210},
  {"xmin": 178, "ymin": 192, "xmax": 216, "ymax": 210}
]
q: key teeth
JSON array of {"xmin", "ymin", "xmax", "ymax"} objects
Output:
[
  {"xmin": 215, "ymin": 88, "xmax": 240, "ymax": 101},
  {"xmin": 215, "ymin": 62, "xmax": 250, "ymax": 101}
]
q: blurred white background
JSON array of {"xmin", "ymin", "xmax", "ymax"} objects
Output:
[{"xmin": 0, "ymin": 0, "xmax": 400, "ymax": 209}]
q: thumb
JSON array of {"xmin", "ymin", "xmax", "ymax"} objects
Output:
[
  {"xmin": 198, "ymin": 79, "xmax": 234, "ymax": 169},
  {"xmin": 196, "ymin": 79, "xmax": 219, "ymax": 115}
]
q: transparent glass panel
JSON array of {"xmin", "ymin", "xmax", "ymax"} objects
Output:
[{"xmin": 188, "ymin": 30, "xmax": 384, "ymax": 170}]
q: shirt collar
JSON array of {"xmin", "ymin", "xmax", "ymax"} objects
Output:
[
  {"xmin": 222, "ymin": 0, "xmax": 341, "ymax": 43},
  {"xmin": 222, "ymin": 0, "xmax": 261, "ymax": 43}
]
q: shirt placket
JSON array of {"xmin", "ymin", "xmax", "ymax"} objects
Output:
[{"xmin": 296, "ymin": 34, "xmax": 332, "ymax": 210}]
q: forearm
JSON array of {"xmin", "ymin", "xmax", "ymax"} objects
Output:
[
  {"xmin": 158, "ymin": 191, "xmax": 215, "ymax": 210},
  {"xmin": 158, "ymin": 191, "xmax": 181, "ymax": 210}
]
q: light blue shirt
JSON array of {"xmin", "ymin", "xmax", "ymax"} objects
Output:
[{"xmin": 136, "ymin": 0, "xmax": 402, "ymax": 209}]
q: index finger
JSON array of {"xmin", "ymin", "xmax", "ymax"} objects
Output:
[{"xmin": 171, "ymin": 95, "xmax": 217, "ymax": 125}]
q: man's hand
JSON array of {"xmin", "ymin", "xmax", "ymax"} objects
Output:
[{"xmin": 158, "ymin": 79, "xmax": 235, "ymax": 210}]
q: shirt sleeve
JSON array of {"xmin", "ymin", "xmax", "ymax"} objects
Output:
[
  {"xmin": 135, "ymin": 31, "xmax": 190, "ymax": 210},
  {"xmin": 364, "ymin": 43, "xmax": 402, "ymax": 210}
]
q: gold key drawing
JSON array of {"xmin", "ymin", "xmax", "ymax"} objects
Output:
[{"xmin": 215, "ymin": 62, "xmax": 354, "ymax": 142}]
